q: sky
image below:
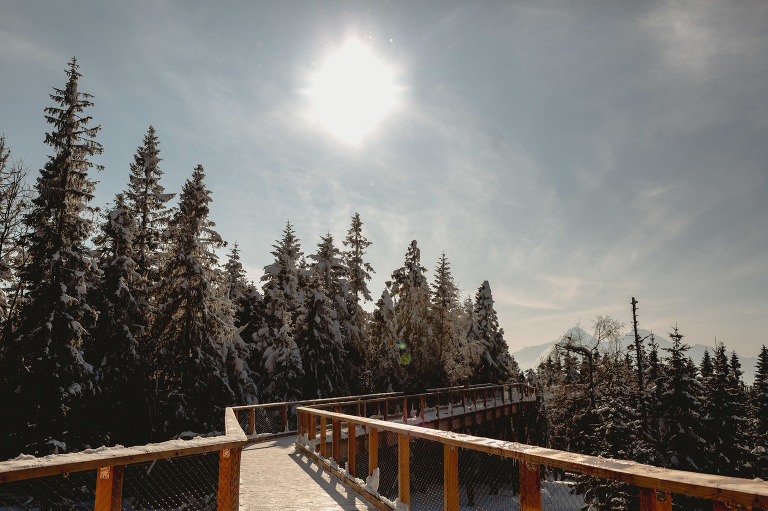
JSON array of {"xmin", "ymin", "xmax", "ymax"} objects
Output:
[{"xmin": 1, "ymin": 1, "xmax": 767, "ymax": 358}]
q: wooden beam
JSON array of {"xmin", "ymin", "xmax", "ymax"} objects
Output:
[
  {"xmin": 399, "ymin": 433, "xmax": 410, "ymax": 506},
  {"xmin": 369, "ymin": 427, "xmax": 378, "ymax": 477},
  {"xmin": 639, "ymin": 488, "xmax": 673, "ymax": 510},
  {"xmin": 348, "ymin": 421, "xmax": 356, "ymax": 478},
  {"xmin": 519, "ymin": 461, "xmax": 541, "ymax": 511},
  {"xmin": 95, "ymin": 465, "xmax": 123, "ymax": 511},
  {"xmin": 444, "ymin": 445, "xmax": 459, "ymax": 511}
]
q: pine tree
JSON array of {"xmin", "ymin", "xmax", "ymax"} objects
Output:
[
  {"xmin": 389, "ymin": 240, "xmax": 433, "ymax": 391},
  {"xmin": 0, "ymin": 58, "xmax": 102, "ymax": 457},
  {"xmin": 429, "ymin": 253, "xmax": 460, "ymax": 387},
  {"xmin": 751, "ymin": 345, "xmax": 768, "ymax": 478},
  {"xmin": 258, "ymin": 222, "xmax": 304, "ymax": 402},
  {"xmin": 124, "ymin": 126, "xmax": 174, "ymax": 283},
  {"xmin": 297, "ymin": 234, "xmax": 348, "ymax": 398},
  {"xmin": 365, "ymin": 288, "xmax": 402, "ymax": 392},
  {"xmin": 89, "ymin": 195, "xmax": 149, "ymax": 446},
  {"xmin": 471, "ymin": 280, "xmax": 519, "ymax": 384},
  {"xmin": 151, "ymin": 165, "xmax": 237, "ymax": 437}
]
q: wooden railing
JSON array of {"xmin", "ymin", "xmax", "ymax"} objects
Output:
[
  {"xmin": 295, "ymin": 390, "xmax": 768, "ymax": 511},
  {"xmin": 0, "ymin": 407, "xmax": 247, "ymax": 511}
]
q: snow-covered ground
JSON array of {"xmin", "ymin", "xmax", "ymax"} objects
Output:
[{"xmin": 239, "ymin": 436, "xmax": 376, "ymax": 510}]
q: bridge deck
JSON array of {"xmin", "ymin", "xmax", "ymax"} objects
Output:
[{"xmin": 239, "ymin": 436, "xmax": 376, "ymax": 510}]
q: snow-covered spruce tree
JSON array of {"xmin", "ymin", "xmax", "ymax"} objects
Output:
[
  {"xmin": 342, "ymin": 213, "xmax": 374, "ymax": 394},
  {"xmin": 88, "ymin": 195, "xmax": 150, "ymax": 446},
  {"xmin": 151, "ymin": 165, "xmax": 238, "ymax": 438},
  {"xmin": 701, "ymin": 343, "xmax": 752, "ymax": 477},
  {"xmin": 445, "ymin": 296, "xmax": 480, "ymax": 385},
  {"xmin": 429, "ymin": 253, "xmax": 460, "ymax": 388},
  {"xmin": 258, "ymin": 222, "xmax": 304, "ymax": 402},
  {"xmin": 751, "ymin": 345, "xmax": 768, "ymax": 479},
  {"xmin": 0, "ymin": 59, "xmax": 102, "ymax": 458},
  {"xmin": 365, "ymin": 288, "xmax": 402, "ymax": 392},
  {"xmin": 124, "ymin": 126, "xmax": 174, "ymax": 283},
  {"xmin": 389, "ymin": 240, "xmax": 433, "ymax": 391},
  {"xmin": 470, "ymin": 280, "xmax": 519, "ymax": 384},
  {"xmin": 657, "ymin": 326, "xmax": 705, "ymax": 474},
  {"xmin": 297, "ymin": 234, "xmax": 348, "ymax": 399}
]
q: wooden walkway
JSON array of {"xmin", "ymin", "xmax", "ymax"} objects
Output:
[{"xmin": 239, "ymin": 436, "xmax": 376, "ymax": 510}]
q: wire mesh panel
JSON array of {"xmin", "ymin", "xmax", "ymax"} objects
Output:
[
  {"xmin": 408, "ymin": 437, "xmax": 444, "ymax": 510},
  {"xmin": 458, "ymin": 449, "xmax": 519, "ymax": 510},
  {"xmin": 540, "ymin": 468, "xmax": 585, "ymax": 510},
  {"xmin": 120, "ymin": 451, "xmax": 220, "ymax": 510},
  {"xmin": 376, "ymin": 432, "xmax": 400, "ymax": 502},
  {"xmin": 252, "ymin": 407, "xmax": 283, "ymax": 435},
  {"xmin": 0, "ymin": 470, "xmax": 95, "ymax": 510}
]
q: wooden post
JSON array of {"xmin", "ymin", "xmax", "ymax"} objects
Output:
[
  {"xmin": 639, "ymin": 488, "xmax": 672, "ymax": 510},
  {"xmin": 383, "ymin": 399, "xmax": 389, "ymax": 421},
  {"xmin": 398, "ymin": 433, "xmax": 410, "ymax": 506},
  {"xmin": 320, "ymin": 416, "xmax": 327, "ymax": 458},
  {"xmin": 248, "ymin": 409, "xmax": 255, "ymax": 436},
  {"xmin": 348, "ymin": 421, "xmax": 356, "ymax": 477},
  {"xmin": 376, "ymin": 399, "xmax": 381, "ymax": 417},
  {"xmin": 281, "ymin": 405, "xmax": 288, "ymax": 432},
  {"xmin": 519, "ymin": 461, "xmax": 542, "ymax": 511},
  {"xmin": 369, "ymin": 427, "xmax": 378, "ymax": 476},
  {"xmin": 436, "ymin": 393, "xmax": 440, "ymax": 420},
  {"xmin": 444, "ymin": 445, "xmax": 459, "ymax": 511},
  {"xmin": 217, "ymin": 447, "xmax": 242, "ymax": 511},
  {"xmin": 95, "ymin": 465, "xmax": 123, "ymax": 511},
  {"xmin": 420, "ymin": 395, "xmax": 425, "ymax": 423},
  {"xmin": 357, "ymin": 401, "xmax": 362, "ymax": 417},
  {"xmin": 308, "ymin": 413, "xmax": 315, "ymax": 444},
  {"xmin": 333, "ymin": 418, "xmax": 341, "ymax": 462}
]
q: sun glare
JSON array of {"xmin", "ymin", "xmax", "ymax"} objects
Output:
[{"xmin": 309, "ymin": 39, "xmax": 399, "ymax": 145}]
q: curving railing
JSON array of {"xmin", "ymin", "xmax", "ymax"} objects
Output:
[{"xmin": 295, "ymin": 385, "xmax": 768, "ymax": 511}]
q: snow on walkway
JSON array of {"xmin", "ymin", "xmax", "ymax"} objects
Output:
[{"xmin": 239, "ymin": 436, "xmax": 377, "ymax": 510}]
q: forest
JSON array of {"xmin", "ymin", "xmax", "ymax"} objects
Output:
[
  {"xmin": 0, "ymin": 59, "xmax": 517, "ymax": 460},
  {"xmin": 1, "ymin": 60, "xmax": 766, "ymax": 508}
]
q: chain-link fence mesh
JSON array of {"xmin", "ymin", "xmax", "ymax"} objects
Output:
[
  {"xmin": 0, "ymin": 469, "xmax": 95, "ymax": 510},
  {"xmin": 408, "ymin": 437, "xmax": 444, "ymax": 510},
  {"xmin": 456, "ymin": 449, "xmax": 517, "ymax": 510}
]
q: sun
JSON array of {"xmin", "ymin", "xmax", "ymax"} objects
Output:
[{"xmin": 308, "ymin": 38, "xmax": 399, "ymax": 145}]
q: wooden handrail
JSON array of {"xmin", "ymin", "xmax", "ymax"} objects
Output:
[
  {"xmin": 297, "ymin": 405, "xmax": 768, "ymax": 509},
  {"xmin": 0, "ymin": 407, "xmax": 247, "ymax": 484}
]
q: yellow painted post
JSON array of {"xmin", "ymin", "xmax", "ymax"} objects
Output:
[
  {"xmin": 217, "ymin": 448, "xmax": 242, "ymax": 511},
  {"xmin": 398, "ymin": 433, "xmax": 410, "ymax": 506},
  {"xmin": 95, "ymin": 465, "xmax": 123, "ymax": 511},
  {"xmin": 639, "ymin": 488, "xmax": 673, "ymax": 510},
  {"xmin": 519, "ymin": 461, "xmax": 542, "ymax": 511},
  {"xmin": 320, "ymin": 416, "xmax": 327, "ymax": 457},
  {"xmin": 369, "ymin": 427, "xmax": 378, "ymax": 476},
  {"xmin": 348, "ymin": 421, "xmax": 356, "ymax": 477},
  {"xmin": 248, "ymin": 408, "xmax": 255, "ymax": 436},
  {"xmin": 444, "ymin": 445, "xmax": 459, "ymax": 511}
]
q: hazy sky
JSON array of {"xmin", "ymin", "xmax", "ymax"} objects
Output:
[{"xmin": 2, "ymin": 1, "xmax": 767, "ymax": 357}]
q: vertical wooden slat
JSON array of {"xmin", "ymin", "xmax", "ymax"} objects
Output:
[
  {"xmin": 281, "ymin": 405, "xmax": 288, "ymax": 432},
  {"xmin": 333, "ymin": 418, "xmax": 341, "ymax": 462},
  {"xmin": 369, "ymin": 427, "xmax": 378, "ymax": 476},
  {"xmin": 398, "ymin": 433, "xmax": 410, "ymax": 506},
  {"xmin": 639, "ymin": 488, "xmax": 673, "ymax": 510},
  {"xmin": 95, "ymin": 465, "xmax": 123, "ymax": 511},
  {"xmin": 217, "ymin": 447, "xmax": 242, "ymax": 511},
  {"xmin": 348, "ymin": 421, "xmax": 356, "ymax": 477},
  {"xmin": 320, "ymin": 416, "xmax": 327, "ymax": 458},
  {"xmin": 444, "ymin": 445, "xmax": 459, "ymax": 511},
  {"xmin": 248, "ymin": 409, "xmax": 255, "ymax": 436},
  {"xmin": 519, "ymin": 461, "xmax": 542, "ymax": 511}
]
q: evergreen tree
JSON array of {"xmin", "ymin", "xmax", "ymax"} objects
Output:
[
  {"xmin": 471, "ymin": 280, "xmax": 519, "ymax": 384},
  {"xmin": 124, "ymin": 126, "xmax": 174, "ymax": 283},
  {"xmin": 700, "ymin": 349, "xmax": 714, "ymax": 380},
  {"xmin": 0, "ymin": 59, "xmax": 102, "ymax": 457},
  {"xmin": 751, "ymin": 345, "xmax": 768, "ymax": 478},
  {"xmin": 365, "ymin": 288, "xmax": 402, "ymax": 392},
  {"xmin": 389, "ymin": 240, "xmax": 433, "ymax": 391},
  {"xmin": 151, "ymin": 165, "xmax": 238, "ymax": 437},
  {"xmin": 258, "ymin": 222, "xmax": 304, "ymax": 402},
  {"xmin": 298, "ymin": 234, "xmax": 348, "ymax": 398},
  {"xmin": 429, "ymin": 253, "xmax": 460, "ymax": 387},
  {"xmin": 89, "ymin": 195, "xmax": 149, "ymax": 446}
]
